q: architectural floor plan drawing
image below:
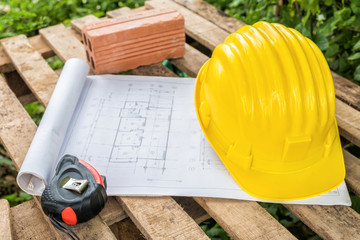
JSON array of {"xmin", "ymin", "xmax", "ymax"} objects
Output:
[{"xmin": 60, "ymin": 75, "xmax": 238, "ymax": 196}]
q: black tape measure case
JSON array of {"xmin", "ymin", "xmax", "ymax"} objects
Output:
[{"xmin": 41, "ymin": 155, "xmax": 107, "ymax": 225}]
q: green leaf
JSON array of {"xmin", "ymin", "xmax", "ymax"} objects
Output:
[
  {"xmin": 354, "ymin": 65, "xmax": 360, "ymax": 81},
  {"xmin": 325, "ymin": 44, "xmax": 339, "ymax": 58},
  {"xmin": 352, "ymin": 40, "xmax": 360, "ymax": 51},
  {"xmin": 314, "ymin": 33, "xmax": 329, "ymax": 51},
  {"xmin": 348, "ymin": 52, "xmax": 360, "ymax": 61}
]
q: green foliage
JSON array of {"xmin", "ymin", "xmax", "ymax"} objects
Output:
[
  {"xmin": 205, "ymin": 0, "xmax": 360, "ymax": 84},
  {"xmin": 24, "ymin": 101, "xmax": 44, "ymax": 125},
  {"xmin": 2, "ymin": 191, "xmax": 33, "ymax": 207},
  {"xmin": 201, "ymin": 219, "xmax": 232, "ymax": 240},
  {"xmin": 0, "ymin": 0, "xmax": 145, "ymax": 39}
]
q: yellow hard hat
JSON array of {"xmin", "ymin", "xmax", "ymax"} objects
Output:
[{"xmin": 195, "ymin": 21, "xmax": 345, "ymax": 201}]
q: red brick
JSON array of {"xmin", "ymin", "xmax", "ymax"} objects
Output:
[{"xmin": 82, "ymin": 8, "xmax": 185, "ymax": 74}]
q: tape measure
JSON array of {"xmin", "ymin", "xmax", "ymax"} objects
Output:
[{"xmin": 41, "ymin": 155, "xmax": 107, "ymax": 239}]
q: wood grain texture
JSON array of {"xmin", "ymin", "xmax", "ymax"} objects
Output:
[
  {"xmin": 344, "ymin": 150, "xmax": 360, "ymax": 196},
  {"xmin": 3, "ymin": 71, "xmax": 32, "ymax": 100},
  {"xmin": 106, "ymin": 6, "xmax": 133, "ymax": 18},
  {"xmin": 333, "ymin": 72, "xmax": 360, "ymax": 111},
  {"xmin": 0, "ymin": 199, "xmax": 12, "ymax": 240},
  {"xmin": 131, "ymin": 63, "xmax": 178, "ymax": 77},
  {"xmin": 285, "ymin": 204, "xmax": 360, "ymax": 240},
  {"xmin": 195, "ymin": 198, "xmax": 296, "ymax": 240},
  {"xmin": 40, "ymin": 24, "xmax": 87, "ymax": 62},
  {"xmin": 173, "ymin": 197, "xmax": 210, "ymax": 224},
  {"xmin": 99, "ymin": 197, "xmax": 127, "ymax": 226},
  {"xmin": 336, "ymin": 99, "xmax": 360, "ymax": 147},
  {"xmin": 109, "ymin": 218, "xmax": 145, "ymax": 240},
  {"xmin": 171, "ymin": 43, "xmax": 208, "ymax": 77},
  {"xmin": 71, "ymin": 15, "xmax": 101, "ymax": 34},
  {"xmin": 0, "ymin": 35, "xmax": 54, "ymax": 73},
  {"xmin": 174, "ymin": 0, "xmax": 246, "ymax": 33},
  {"xmin": 1, "ymin": 35, "xmax": 58, "ymax": 107},
  {"xmin": 0, "ymin": 75, "xmax": 37, "ymax": 169},
  {"xmin": 11, "ymin": 200, "xmax": 56, "ymax": 240},
  {"xmin": 146, "ymin": 0, "xmax": 228, "ymax": 50},
  {"xmin": 118, "ymin": 196, "xmax": 210, "ymax": 240}
]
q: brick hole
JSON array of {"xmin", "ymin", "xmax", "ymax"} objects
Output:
[
  {"xmin": 88, "ymin": 39, "xmax": 92, "ymax": 51},
  {"xmin": 86, "ymin": 51, "xmax": 90, "ymax": 62},
  {"xmin": 83, "ymin": 33, "xmax": 87, "ymax": 46},
  {"xmin": 90, "ymin": 57, "xmax": 95, "ymax": 70}
]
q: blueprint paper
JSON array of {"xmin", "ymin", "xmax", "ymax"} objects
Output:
[
  {"xmin": 17, "ymin": 59, "xmax": 351, "ymax": 205},
  {"xmin": 17, "ymin": 58, "xmax": 89, "ymax": 195}
]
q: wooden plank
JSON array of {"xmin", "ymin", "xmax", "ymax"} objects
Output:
[
  {"xmin": 71, "ymin": 15, "xmax": 101, "ymax": 34},
  {"xmin": 173, "ymin": 197, "xmax": 210, "ymax": 224},
  {"xmin": 118, "ymin": 196, "xmax": 210, "ymax": 240},
  {"xmin": 285, "ymin": 204, "xmax": 360, "ymax": 240},
  {"xmin": 333, "ymin": 72, "xmax": 360, "ymax": 112},
  {"xmin": 99, "ymin": 197, "xmax": 127, "ymax": 226},
  {"xmin": 67, "ymin": 215, "xmax": 117, "ymax": 240},
  {"xmin": 109, "ymin": 218, "xmax": 145, "ymax": 240},
  {"xmin": 11, "ymin": 200, "xmax": 56, "ymax": 240},
  {"xmin": 336, "ymin": 99, "xmax": 360, "ymax": 147},
  {"xmin": 40, "ymin": 24, "xmax": 87, "ymax": 62},
  {"xmin": 106, "ymin": 6, "xmax": 133, "ymax": 18},
  {"xmin": 0, "ymin": 75, "xmax": 37, "ymax": 169},
  {"xmin": 131, "ymin": 63, "xmax": 178, "ymax": 77},
  {"xmin": 3, "ymin": 71, "xmax": 32, "ymax": 99},
  {"xmin": 195, "ymin": 198, "xmax": 296, "ymax": 240},
  {"xmin": 174, "ymin": 0, "xmax": 246, "ymax": 33},
  {"xmin": 171, "ymin": 43, "xmax": 208, "ymax": 77},
  {"xmin": 344, "ymin": 150, "xmax": 360, "ymax": 196},
  {"xmin": 145, "ymin": 0, "xmax": 229, "ymax": 50},
  {"xmin": 1, "ymin": 35, "xmax": 58, "ymax": 107},
  {"xmin": 0, "ymin": 35, "xmax": 54, "ymax": 73},
  {"xmin": 0, "ymin": 199, "xmax": 12, "ymax": 240}
]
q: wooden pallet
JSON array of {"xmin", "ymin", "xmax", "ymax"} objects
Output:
[{"xmin": 0, "ymin": 0, "xmax": 359, "ymax": 239}]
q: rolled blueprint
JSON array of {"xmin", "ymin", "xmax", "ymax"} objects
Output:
[{"xmin": 17, "ymin": 58, "xmax": 89, "ymax": 195}]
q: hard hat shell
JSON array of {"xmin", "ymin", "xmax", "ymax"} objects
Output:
[{"xmin": 194, "ymin": 21, "xmax": 345, "ymax": 201}]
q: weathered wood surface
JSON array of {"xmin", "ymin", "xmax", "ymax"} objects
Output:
[
  {"xmin": 344, "ymin": 150, "xmax": 360, "ymax": 196},
  {"xmin": 285, "ymin": 204, "xmax": 360, "ymax": 240},
  {"xmin": 109, "ymin": 218, "xmax": 145, "ymax": 240},
  {"xmin": 0, "ymin": 35, "xmax": 54, "ymax": 73},
  {"xmin": 0, "ymin": 75, "xmax": 37, "ymax": 169},
  {"xmin": 195, "ymin": 198, "xmax": 296, "ymax": 240},
  {"xmin": 99, "ymin": 197, "xmax": 127, "ymax": 226},
  {"xmin": 336, "ymin": 99, "xmax": 360, "ymax": 147},
  {"xmin": 1, "ymin": 35, "xmax": 58, "ymax": 107},
  {"xmin": 174, "ymin": 0, "xmax": 246, "ymax": 33},
  {"xmin": 71, "ymin": 15, "xmax": 101, "ymax": 34},
  {"xmin": 119, "ymin": 196, "xmax": 210, "ymax": 240},
  {"xmin": 40, "ymin": 24, "xmax": 87, "ymax": 62},
  {"xmin": 146, "ymin": 0, "xmax": 229, "ymax": 50},
  {"xmin": 0, "ymin": 199, "xmax": 12, "ymax": 240},
  {"xmin": 3, "ymin": 71, "xmax": 35, "ymax": 105},
  {"xmin": 10, "ymin": 200, "xmax": 56, "ymax": 240},
  {"xmin": 173, "ymin": 197, "xmax": 210, "ymax": 224}
]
